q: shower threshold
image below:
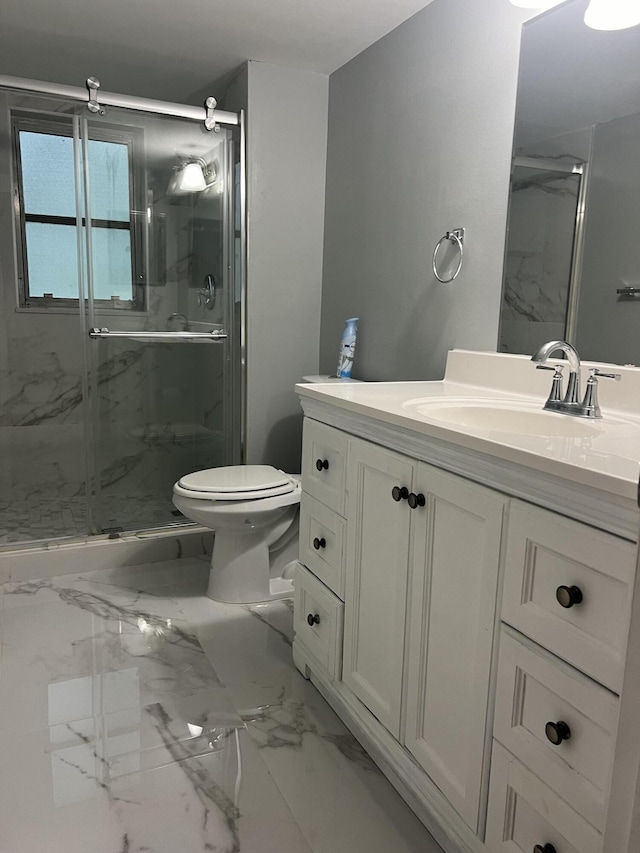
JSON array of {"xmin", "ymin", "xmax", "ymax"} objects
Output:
[
  {"xmin": 0, "ymin": 522, "xmax": 213, "ymax": 585},
  {"xmin": 0, "ymin": 494, "xmax": 190, "ymax": 547}
]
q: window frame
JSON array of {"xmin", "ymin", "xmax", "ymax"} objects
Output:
[{"xmin": 11, "ymin": 112, "xmax": 146, "ymax": 312}]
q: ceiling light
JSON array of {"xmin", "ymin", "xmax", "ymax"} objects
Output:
[
  {"xmin": 178, "ymin": 162, "xmax": 207, "ymax": 192},
  {"xmin": 187, "ymin": 723, "xmax": 204, "ymax": 738},
  {"xmin": 167, "ymin": 157, "xmax": 218, "ymax": 196},
  {"xmin": 584, "ymin": 0, "xmax": 640, "ymax": 30}
]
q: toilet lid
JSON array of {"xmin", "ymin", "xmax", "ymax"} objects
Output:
[{"xmin": 177, "ymin": 465, "xmax": 295, "ymax": 499}]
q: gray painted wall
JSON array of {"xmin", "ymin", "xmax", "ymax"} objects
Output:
[
  {"xmin": 320, "ymin": 0, "xmax": 531, "ymax": 381},
  {"xmin": 226, "ymin": 62, "xmax": 328, "ymax": 471}
]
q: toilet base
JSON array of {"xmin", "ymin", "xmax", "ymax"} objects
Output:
[
  {"xmin": 206, "ymin": 529, "xmax": 297, "ymax": 604},
  {"xmin": 207, "ymin": 571, "xmax": 294, "ymax": 604}
]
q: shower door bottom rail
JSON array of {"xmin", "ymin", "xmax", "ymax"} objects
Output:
[{"xmin": 89, "ymin": 327, "xmax": 228, "ymax": 342}]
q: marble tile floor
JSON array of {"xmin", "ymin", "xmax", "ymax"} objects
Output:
[
  {"xmin": 0, "ymin": 494, "xmax": 182, "ymax": 544},
  {"xmin": 0, "ymin": 556, "xmax": 444, "ymax": 853}
]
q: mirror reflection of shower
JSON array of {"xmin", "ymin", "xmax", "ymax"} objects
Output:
[{"xmin": 499, "ymin": 154, "xmax": 584, "ymax": 355}]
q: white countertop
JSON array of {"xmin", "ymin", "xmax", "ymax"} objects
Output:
[{"xmin": 296, "ymin": 350, "xmax": 640, "ymax": 502}]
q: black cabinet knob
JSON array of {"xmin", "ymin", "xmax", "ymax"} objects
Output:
[
  {"xmin": 408, "ymin": 492, "xmax": 426, "ymax": 509},
  {"xmin": 313, "ymin": 537, "xmax": 326, "ymax": 550},
  {"xmin": 315, "ymin": 458, "xmax": 329, "ymax": 471},
  {"xmin": 545, "ymin": 720, "xmax": 571, "ymax": 746},
  {"xmin": 392, "ymin": 486, "xmax": 409, "ymax": 502},
  {"xmin": 556, "ymin": 585, "xmax": 583, "ymax": 608},
  {"xmin": 307, "ymin": 613, "xmax": 320, "ymax": 626},
  {"xmin": 533, "ymin": 845, "xmax": 557, "ymax": 853}
]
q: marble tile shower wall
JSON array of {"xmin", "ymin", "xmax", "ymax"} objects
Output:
[
  {"xmin": 0, "ymin": 310, "xmax": 87, "ymax": 504},
  {"xmin": 0, "ymin": 261, "xmax": 226, "ymax": 513}
]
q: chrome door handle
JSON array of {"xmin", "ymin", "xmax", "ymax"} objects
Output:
[{"xmin": 89, "ymin": 327, "xmax": 227, "ymax": 342}]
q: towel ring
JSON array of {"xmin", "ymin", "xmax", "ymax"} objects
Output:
[{"xmin": 432, "ymin": 228, "xmax": 465, "ymax": 283}]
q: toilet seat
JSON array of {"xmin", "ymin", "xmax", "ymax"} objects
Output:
[{"xmin": 174, "ymin": 465, "xmax": 298, "ymax": 501}]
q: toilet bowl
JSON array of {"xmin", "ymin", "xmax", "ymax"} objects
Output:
[{"xmin": 172, "ymin": 465, "xmax": 301, "ymax": 604}]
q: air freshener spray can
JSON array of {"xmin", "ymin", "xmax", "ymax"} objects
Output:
[{"xmin": 337, "ymin": 317, "xmax": 359, "ymax": 379}]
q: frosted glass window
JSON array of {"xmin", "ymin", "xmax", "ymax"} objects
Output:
[
  {"xmin": 16, "ymin": 122, "xmax": 136, "ymax": 307},
  {"xmin": 25, "ymin": 222, "xmax": 78, "ymax": 299},
  {"xmin": 20, "ymin": 131, "xmax": 77, "ymax": 217},
  {"xmin": 91, "ymin": 228, "xmax": 132, "ymax": 300},
  {"xmin": 88, "ymin": 140, "xmax": 130, "ymax": 222}
]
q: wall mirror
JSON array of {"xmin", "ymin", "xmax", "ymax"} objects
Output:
[{"xmin": 498, "ymin": 0, "xmax": 640, "ymax": 364}]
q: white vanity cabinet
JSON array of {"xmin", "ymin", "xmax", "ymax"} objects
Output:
[
  {"xmin": 292, "ymin": 377, "xmax": 640, "ymax": 853},
  {"xmin": 340, "ymin": 432, "xmax": 508, "ymax": 830},
  {"xmin": 295, "ymin": 416, "xmax": 510, "ymax": 839}
]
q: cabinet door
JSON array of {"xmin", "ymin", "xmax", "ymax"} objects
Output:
[
  {"xmin": 404, "ymin": 464, "xmax": 506, "ymax": 833},
  {"xmin": 342, "ymin": 437, "xmax": 414, "ymax": 738}
]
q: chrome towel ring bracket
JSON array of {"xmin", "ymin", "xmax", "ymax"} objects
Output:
[{"xmin": 432, "ymin": 227, "xmax": 465, "ymax": 283}]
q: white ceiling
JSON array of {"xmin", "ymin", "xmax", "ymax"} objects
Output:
[{"xmin": 0, "ymin": 0, "xmax": 435, "ymax": 104}]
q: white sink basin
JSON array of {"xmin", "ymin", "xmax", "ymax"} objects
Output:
[{"xmin": 402, "ymin": 398, "xmax": 621, "ymax": 438}]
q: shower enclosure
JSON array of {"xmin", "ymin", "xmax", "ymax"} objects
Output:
[{"xmin": 0, "ymin": 79, "xmax": 244, "ymax": 546}]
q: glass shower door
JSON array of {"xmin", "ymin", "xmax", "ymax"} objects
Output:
[
  {"xmin": 80, "ymin": 107, "xmax": 241, "ymax": 534},
  {"xmin": 0, "ymin": 95, "xmax": 91, "ymax": 545}
]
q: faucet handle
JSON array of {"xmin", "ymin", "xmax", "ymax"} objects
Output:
[
  {"xmin": 590, "ymin": 368, "xmax": 622, "ymax": 381},
  {"xmin": 581, "ymin": 369, "xmax": 622, "ymax": 418},
  {"xmin": 537, "ymin": 363, "xmax": 565, "ymax": 405},
  {"xmin": 536, "ymin": 363, "xmax": 565, "ymax": 373}
]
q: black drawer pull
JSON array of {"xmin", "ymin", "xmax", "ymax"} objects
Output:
[
  {"xmin": 408, "ymin": 492, "xmax": 426, "ymax": 509},
  {"xmin": 313, "ymin": 537, "xmax": 326, "ymax": 550},
  {"xmin": 392, "ymin": 485, "xmax": 409, "ymax": 502},
  {"xmin": 315, "ymin": 458, "xmax": 329, "ymax": 471},
  {"xmin": 307, "ymin": 613, "xmax": 320, "ymax": 626},
  {"xmin": 534, "ymin": 845, "xmax": 557, "ymax": 853},
  {"xmin": 545, "ymin": 720, "xmax": 571, "ymax": 746},
  {"xmin": 556, "ymin": 585, "xmax": 583, "ymax": 608}
]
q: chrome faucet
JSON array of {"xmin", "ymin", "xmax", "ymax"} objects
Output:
[
  {"xmin": 531, "ymin": 340, "xmax": 621, "ymax": 419},
  {"xmin": 532, "ymin": 339, "xmax": 582, "ymax": 406}
]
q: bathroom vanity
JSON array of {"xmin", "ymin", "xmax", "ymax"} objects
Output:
[{"xmin": 292, "ymin": 350, "xmax": 640, "ymax": 853}]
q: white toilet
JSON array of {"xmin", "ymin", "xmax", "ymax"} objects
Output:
[{"xmin": 172, "ymin": 465, "xmax": 301, "ymax": 604}]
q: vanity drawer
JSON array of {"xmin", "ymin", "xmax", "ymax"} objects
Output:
[
  {"xmin": 299, "ymin": 493, "xmax": 346, "ymax": 599},
  {"xmin": 293, "ymin": 563, "xmax": 344, "ymax": 680},
  {"xmin": 494, "ymin": 628, "xmax": 618, "ymax": 829},
  {"xmin": 485, "ymin": 742, "xmax": 602, "ymax": 853},
  {"xmin": 301, "ymin": 419, "xmax": 349, "ymax": 516},
  {"xmin": 501, "ymin": 501, "xmax": 635, "ymax": 692}
]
